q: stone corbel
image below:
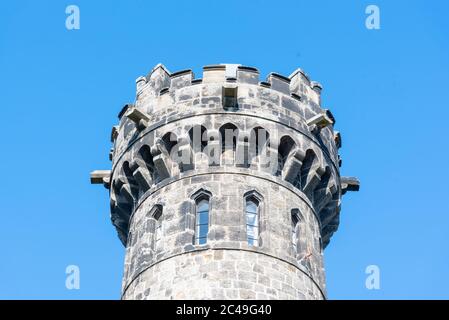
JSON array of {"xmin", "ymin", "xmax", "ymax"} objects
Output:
[
  {"xmin": 235, "ymin": 131, "xmax": 250, "ymax": 168},
  {"xmin": 176, "ymin": 135, "xmax": 194, "ymax": 172},
  {"xmin": 151, "ymin": 141, "xmax": 172, "ymax": 180},
  {"xmin": 282, "ymin": 149, "xmax": 306, "ymax": 183},
  {"xmin": 303, "ymin": 166, "xmax": 325, "ymax": 196}
]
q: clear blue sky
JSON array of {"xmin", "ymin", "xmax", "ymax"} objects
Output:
[{"xmin": 1, "ymin": 0, "xmax": 448, "ymax": 299}]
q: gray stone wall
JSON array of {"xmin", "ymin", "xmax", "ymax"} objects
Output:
[
  {"xmin": 121, "ymin": 173, "xmax": 325, "ymax": 299},
  {"xmin": 91, "ymin": 63, "xmax": 359, "ymax": 300},
  {"xmin": 123, "ymin": 250, "xmax": 324, "ymax": 300}
]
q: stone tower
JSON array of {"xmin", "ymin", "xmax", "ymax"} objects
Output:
[{"xmin": 91, "ymin": 63, "xmax": 359, "ymax": 300}]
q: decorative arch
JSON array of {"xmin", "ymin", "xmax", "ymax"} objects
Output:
[
  {"xmin": 122, "ymin": 161, "xmax": 139, "ymax": 200},
  {"xmin": 297, "ymin": 149, "xmax": 322, "ymax": 195},
  {"xmin": 250, "ymin": 126, "xmax": 270, "ymax": 155},
  {"xmin": 277, "ymin": 135, "xmax": 297, "ymax": 174},
  {"xmin": 219, "ymin": 123, "xmax": 238, "ymax": 153},
  {"xmin": 188, "ymin": 125, "xmax": 208, "ymax": 153},
  {"xmin": 138, "ymin": 144, "xmax": 157, "ymax": 180},
  {"xmin": 313, "ymin": 166, "xmax": 331, "ymax": 202},
  {"xmin": 190, "ymin": 188, "xmax": 213, "ymax": 201},
  {"xmin": 161, "ymin": 131, "xmax": 178, "ymax": 156},
  {"xmin": 110, "ymin": 175, "xmax": 133, "ymax": 220}
]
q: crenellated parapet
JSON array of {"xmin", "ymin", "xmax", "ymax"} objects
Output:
[{"xmin": 112, "ymin": 64, "xmax": 336, "ymax": 164}]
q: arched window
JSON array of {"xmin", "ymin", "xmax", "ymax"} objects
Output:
[
  {"xmin": 194, "ymin": 196, "xmax": 210, "ymax": 245},
  {"xmin": 291, "ymin": 209, "xmax": 300, "ymax": 255},
  {"xmin": 150, "ymin": 205, "xmax": 163, "ymax": 251},
  {"xmin": 245, "ymin": 197, "xmax": 260, "ymax": 246}
]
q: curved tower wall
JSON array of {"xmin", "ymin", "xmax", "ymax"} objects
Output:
[{"xmin": 91, "ymin": 63, "xmax": 359, "ymax": 300}]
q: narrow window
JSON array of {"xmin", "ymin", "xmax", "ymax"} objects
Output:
[
  {"xmin": 291, "ymin": 212, "xmax": 299, "ymax": 254},
  {"xmin": 222, "ymin": 85, "xmax": 238, "ymax": 110},
  {"xmin": 195, "ymin": 197, "xmax": 209, "ymax": 245},
  {"xmin": 245, "ymin": 198, "xmax": 259, "ymax": 246},
  {"xmin": 151, "ymin": 205, "xmax": 163, "ymax": 251}
]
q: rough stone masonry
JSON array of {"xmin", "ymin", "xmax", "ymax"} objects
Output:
[{"xmin": 91, "ymin": 63, "xmax": 359, "ymax": 300}]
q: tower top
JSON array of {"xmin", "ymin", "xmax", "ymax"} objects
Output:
[
  {"xmin": 92, "ymin": 63, "xmax": 359, "ymax": 247},
  {"xmin": 90, "ymin": 62, "xmax": 359, "ymax": 300}
]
